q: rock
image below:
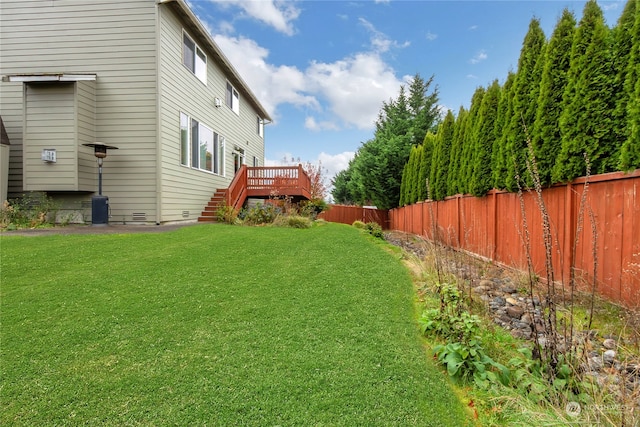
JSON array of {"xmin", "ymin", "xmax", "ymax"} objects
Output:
[
  {"xmin": 478, "ymin": 279, "xmax": 494, "ymax": 288},
  {"xmin": 521, "ymin": 313, "xmax": 533, "ymax": 324},
  {"xmin": 500, "ymin": 285, "xmax": 517, "ymax": 294},
  {"xmin": 472, "ymin": 285, "xmax": 488, "ymax": 294},
  {"xmin": 499, "ymin": 314, "xmax": 512, "ymax": 324},
  {"xmin": 511, "ymin": 329, "xmax": 525, "ymax": 339},
  {"xmin": 506, "ymin": 297, "xmax": 518, "ymax": 306},
  {"xmin": 506, "ymin": 305, "xmax": 524, "ymax": 319},
  {"xmin": 604, "ymin": 350, "xmax": 616, "ymax": 365},
  {"xmin": 491, "ymin": 296, "xmax": 506, "ymax": 306},
  {"xmin": 589, "ymin": 356, "xmax": 604, "ymax": 371},
  {"xmin": 603, "ymin": 338, "xmax": 616, "ymax": 350}
]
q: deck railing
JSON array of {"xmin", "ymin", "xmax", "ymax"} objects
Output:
[{"xmin": 225, "ymin": 165, "xmax": 312, "ymax": 210}]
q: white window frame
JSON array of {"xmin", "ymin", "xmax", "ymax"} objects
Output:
[
  {"xmin": 182, "ymin": 31, "xmax": 207, "ymax": 85},
  {"xmin": 180, "ymin": 112, "xmax": 224, "ymax": 176},
  {"xmin": 257, "ymin": 116, "xmax": 264, "ymax": 137},
  {"xmin": 226, "ymin": 81, "xmax": 239, "ymax": 115}
]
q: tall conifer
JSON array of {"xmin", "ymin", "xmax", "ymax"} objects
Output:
[
  {"xmin": 420, "ymin": 133, "xmax": 437, "ymax": 199},
  {"xmin": 430, "ymin": 110, "xmax": 455, "ymax": 200},
  {"xmin": 505, "ymin": 18, "xmax": 547, "ymax": 191},
  {"xmin": 447, "ymin": 107, "xmax": 468, "ymax": 196},
  {"xmin": 619, "ymin": 0, "xmax": 640, "ymax": 170},
  {"xmin": 460, "ymin": 87, "xmax": 486, "ymax": 195},
  {"xmin": 470, "ymin": 80, "xmax": 501, "ymax": 197},
  {"xmin": 554, "ymin": 0, "xmax": 616, "ymax": 181},
  {"xmin": 533, "ymin": 9, "xmax": 576, "ymax": 186},
  {"xmin": 492, "ymin": 72, "xmax": 516, "ymax": 190}
]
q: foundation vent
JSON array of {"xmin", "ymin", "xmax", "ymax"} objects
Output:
[
  {"xmin": 182, "ymin": 210, "xmax": 190, "ymax": 218},
  {"xmin": 132, "ymin": 212, "xmax": 146, "ymax": 221}
]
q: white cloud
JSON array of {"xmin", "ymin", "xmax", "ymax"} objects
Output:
[
  {"xmin": 358, "ymin": 18, "xmax": 410, "ymax": 53},
  {"xmin": 468, "ymin": 25, "xmax": 478, "ymax": 31},
  {"xmin": 306, "ymin": 53, "xmax": 407, "ymax": 129},
  {"xmin": 425, "ymin": 31, "xmax": 438, "ymax": 41},
  {"xmin": 469, "ymin": 50, "xmax": 488, "ymax": 64},
  {"xmin": 305, "ymin": 116, "xmax": 340, "ymax": 131},
  {"xmin": 466, "ymin": 74, "xmax": 478, "ymax": 79},
  {"xmin": 207, "ymin": 0, "xmax": 300, "ymax": 35},
  {"xmin": 213, "ymin": 35, "xmax": 319, "ymax": 118},
  {"xmin": 318, "ymin": 151, "xmax": 355, "ymax": 180}
]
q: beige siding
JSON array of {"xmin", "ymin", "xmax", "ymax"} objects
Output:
[
  {"xmin": 76, "ymin": 81, "xmax": 97, "ymax": 190},
  {"xmin": 0, "ymin": 0, "xmax": 159, "ymax": 222},
  {"xmin": 0, "ymin": 85, "xmax": 25, "ymax": 195},
  {"xmin": 157, "ymin": 3, "xmax": 267, "ymax": 222}
]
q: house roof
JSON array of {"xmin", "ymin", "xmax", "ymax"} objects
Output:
[
  {"xmin": 0, "ymin": 116, "xmax": 10, "ymax": 146},
  {"xmin": 160, "ymin": 0, "xmax": 272, "ymax": 122}
]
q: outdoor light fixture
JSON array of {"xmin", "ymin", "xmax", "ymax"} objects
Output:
[{"xmin": 82, "ymin": 142, "xmax": 118, "ymax": 225}]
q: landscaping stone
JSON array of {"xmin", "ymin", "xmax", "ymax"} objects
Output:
[
  {"xmin": 603, "ymin": 338, "xmax": 616, "ymax": 350},
  {"xmin": 506, "ymin": 305, "xmax": 524, "ymax": 319}
]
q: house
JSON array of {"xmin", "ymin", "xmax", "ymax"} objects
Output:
[{"xmin": 0, "ymin": 0, "xmax": 280, "ymax": 224}]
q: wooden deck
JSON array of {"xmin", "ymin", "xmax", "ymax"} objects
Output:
[{"xmin": 198, "ymin": 165, "xmax": 312, "ymax": 222}]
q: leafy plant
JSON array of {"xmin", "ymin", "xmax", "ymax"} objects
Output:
[
  {"xmin": 240, "ymin": 203, "xmax": 281, "ymax": 225},
  {"xmin": 0, "ymin": 192, "xmax": 60, "ymax": 230},
  {"xmin": 216, "ymin": 200, "xmax": 239, "ymax": 224},
  {"xmin": 364, "ymin": 222, "xmax": 384, "ymax": 239},
  {"xmin": 352, "ymin": 220, "xmax": 366, "ymax": 229},
  {"xmin": 272, "ymin": 215, "xmax": 312, "ymax": 229}
]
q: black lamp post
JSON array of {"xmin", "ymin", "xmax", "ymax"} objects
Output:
[{"xmin": 82, "ymin": 142, "xmax": 118, "ymax": 225}]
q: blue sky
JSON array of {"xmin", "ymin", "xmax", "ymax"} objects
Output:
[{"xmin": 190, "ymin": 0, "xmax": 625, "ymax": 180}]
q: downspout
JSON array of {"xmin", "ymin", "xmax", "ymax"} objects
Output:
[{"xmin": 154, "ymin": 1, "xmax": 163, "ymax": 225}]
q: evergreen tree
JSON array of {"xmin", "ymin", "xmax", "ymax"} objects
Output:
[
  {"xmin": 398, "ymin": 162, "xmax": 409, "ymax": 206},
  {"xmin": 460, "ymin": 87, "xmax": 486, "ymax": 195},
  {"xmin": 492, "ymin": 72, "xmax": 516, "ymax": 190},
  {"xmin": 408, "ymin": 74, "xmax": 441, "ymax": 144},
  {"xmin": 505, "ymin": 18, "xmax": 547, "ymax": 191},
  {"xmin": 554, "ymin": 0, "xmax": 616, "ymax": 182},
  {"xmin": 447, "ymin": 107, "xmax": 468, "ymax": 196},
  {"xmin": 533, "ymin": 8, "xmax": 576, "ymax": 186},
  {"xmin": 404, "ymin": 145, "xmax": 419, "ymax": 205},
  {"xmin": 430, "ymin": 110, "xmax": 455, "ymax": 200},
  {"xmin": 418, "ymin": 133, "xmax": 436, "ymax": 200},
  {"xmin": 619, "ymin": 0, "xmax": 640, "ymax": 170},
  {"xmin": 470, "ymin": 80, "xmax": 501, "ymax": 197}
]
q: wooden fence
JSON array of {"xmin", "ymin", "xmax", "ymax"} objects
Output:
[
  {"xmin": 319, "ymin": 205, "xmax": 389, "ymax": 229},
  {"xmin": 389, "ymin": 170, "xmax": 640, "ymax": 307}
]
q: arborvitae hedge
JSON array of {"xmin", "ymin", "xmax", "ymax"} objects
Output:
[
  {"xmin": 341, "ymin": 1, "xmax": 640, "ymax": 208},
  {"xmin": 533, "ymin": 8, "xmax": 576, "ymax": 186}
]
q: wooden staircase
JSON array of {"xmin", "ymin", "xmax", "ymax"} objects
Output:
[{"xmin": 197, "ymin": 189, "xmax": 227, "ymax": 222}]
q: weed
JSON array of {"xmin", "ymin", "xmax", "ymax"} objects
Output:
[{"xmin": 0, "ymin": 192, "xmax": 60, "ymax": 230}]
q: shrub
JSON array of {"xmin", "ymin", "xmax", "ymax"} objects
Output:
[
  {"xmin": 240, "ymin": 203, "xmax": 281, "ymax": 225},
  {"xmin": 352, "ymin": 220, "xmax": 366, "ymax": 229},
  {"xmin": 0, "ymin": 192, "xmax": 60, "ymax": 230},
  {"xmin": 300, "ymin": 199, "xmax": 328, "ymax": 218},
  {"xmin": 216, "ymin": 201, "xmax": 239, "ymax": 224},
  {"xmin": 365, "ymin": 222, "xmax": 384, "ymax": 239},
  {"xmin": 273, "ymin": 215, "xmax": 312, "ymax": 229}
]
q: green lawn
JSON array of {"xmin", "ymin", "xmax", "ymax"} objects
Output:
[{"xmin": 1, "ymin": 223, "xmax": 469, "ymax": 426}]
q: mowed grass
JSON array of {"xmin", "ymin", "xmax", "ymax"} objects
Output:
[{"xmin": 1, "ymin": 223, "xmax": 469, "ymax": 426}]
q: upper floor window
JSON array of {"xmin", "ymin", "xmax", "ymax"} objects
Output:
[
  {"xmin": 226, "ymin": 82, "xmax": 239, "ymax": 115},
  {"xmin": 183, "ymin": 32, "xmax": 207, "ymax": 84},
  {"xmin": 257, "ymin": 116, "xmax": 264, "ymax": 138}
]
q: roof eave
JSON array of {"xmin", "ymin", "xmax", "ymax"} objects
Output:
[{"xmin": 159, "ymin": 0, "xmax": 272, "ymax": 122}]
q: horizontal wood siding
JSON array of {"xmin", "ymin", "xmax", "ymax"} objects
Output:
[
  {"xmin": 24, "ymin": 83, "xmax": 77, "ymax": 191},
  {"xmin": 0, "ymin": 85, "xmax": 25, "ymax": 195},
  {"xmin": 76, "ymin": 81, "xmax": 97, "ymax": 191},
  {"xmin": 0, "ymin": 0, "xmax": 159, "ymax": 222},
  {"xmin": 157, "ymin": 3, "xmax": 267, "ymax": 222}
]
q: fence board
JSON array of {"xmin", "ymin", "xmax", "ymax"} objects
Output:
[{"xmin": 387, "ymin": 170, "xmax": 640, "ymax": 307}]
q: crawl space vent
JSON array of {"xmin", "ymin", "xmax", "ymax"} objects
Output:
[
  {"xmin": 182, "ymin": 210, "xmax": 190, "ymax": 218},
  {"xmin": 132, "ymin": 212, "xmax": 147, "ymax": 221}
]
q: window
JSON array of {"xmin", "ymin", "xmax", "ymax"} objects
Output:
[
  {"xmin": 183, "ymin": 32, "xmax": 207, "ymax": 84},
  {"xmin": 257, "ymin": 116, "xmax": 264, "ymax": 137},
  {"xmin": 226, "ymin": 82, "xmax": 239, "ymax": 115},
  {"xmin": 180, "ymin": 112, "xmax": 224, "ymax": 176},
  {"xmin": 253, "ymin": 156, "xmax": 259, "ymax": 167},
  {"xmin": 180, "ymin": 113, "xmax": 189, "ymax": 166}
]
